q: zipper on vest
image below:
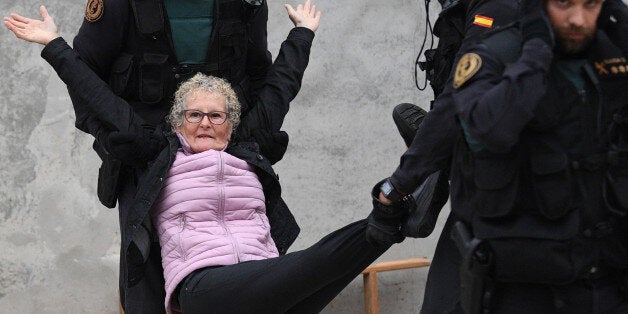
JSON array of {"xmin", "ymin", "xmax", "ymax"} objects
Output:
[
  {"xmin": 217, "ymin": 151, "xmax": 242, "ymax": 263},
  {"xmin": 178, "ymin": 214, "xmax": 187, "ymax": 261}
]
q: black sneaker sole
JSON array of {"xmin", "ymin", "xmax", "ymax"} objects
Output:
[{"xmin": 392, "ymin": 103, "xmax": 427, "ymax": 147}]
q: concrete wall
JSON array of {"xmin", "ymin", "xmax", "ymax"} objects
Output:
[{"xmin": 0, "ymin": 0, "xmax": 446, "ymax": 313}]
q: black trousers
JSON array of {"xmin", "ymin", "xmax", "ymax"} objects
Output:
[
  {"xmin": 177, "ymin": 219, "xmax": 390, "ymax": 314},
  {"xmin": 421, "ymin": 216, "xmax": 628, "ymax": 314}
]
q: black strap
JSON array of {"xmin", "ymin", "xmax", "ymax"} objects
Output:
[{"xmin": 129, "ymin": 0, "xmax": 165, "ymax": 36}]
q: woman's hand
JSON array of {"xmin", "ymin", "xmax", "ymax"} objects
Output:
[
  {"xmin": 285, "ymin": 0, "xmax": 322, "ymax": 32},
  {"xmin": 4, "ymin": 5, "xmax": 59, "ymax": 45}
]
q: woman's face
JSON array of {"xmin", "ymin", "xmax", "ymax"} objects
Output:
[{"xmin": 178, "ymin": 90, "xmax": 232, "ymax": 153}]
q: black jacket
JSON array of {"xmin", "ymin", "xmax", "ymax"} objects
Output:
[
  {"xmin": 41, "ymin": 27, "xmax": 314, "ymax": 312},
  {"xmin": 450, "ymin": 27, "xmax": 628, "ymax": 283},
  {"xmin": 71, "ymin": 0, "xmax": 272, "ymax": 131},
  {"xmin": 389, "ymin": 0, "xmax": 521, "ymax": 194}
]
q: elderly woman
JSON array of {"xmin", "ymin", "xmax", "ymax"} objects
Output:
[{"xmin": 5, "ymin": 2, "xmax": 407, "ymax": 313}]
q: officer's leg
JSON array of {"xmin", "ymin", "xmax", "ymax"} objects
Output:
[{"xmin": 421, "ymin": 215, "xmax": 463, "ymax": 313}]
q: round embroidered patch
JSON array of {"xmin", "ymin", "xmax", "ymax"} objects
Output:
[
  {"xmin": 453, "ymin": 53, "xmax": 482, "ymax": 89},
  {"xmin": 85, "ymin": 0, "xmax": 104, "ymax": 23}
]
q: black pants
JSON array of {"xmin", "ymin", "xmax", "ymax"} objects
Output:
[
  {"xmin": 489, "ymin": 277, "xmax": 628, "ymax": 314},
  {"xmin": 421, "ymin": 215, "xmax": 628, "ymax": 314},
  {"xmin": 177, "ymin": 219, "xmax": 390, "ymax": 314}
]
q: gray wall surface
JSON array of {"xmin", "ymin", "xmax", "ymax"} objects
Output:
[{"xmin": 0, "ymin": 0, "xmax": 447, "ymax": 313}]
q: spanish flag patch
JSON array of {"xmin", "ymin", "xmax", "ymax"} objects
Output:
[{"xmin": 473, "ymin": 15, "xmax": 494, "ymax": 28}]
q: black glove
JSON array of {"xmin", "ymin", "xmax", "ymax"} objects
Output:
[
  {"xmin": 251, "ymin": 129, "xmax": 289, "ymax": 165},
  {"xmin": 365, "ymin": 181, "xmax": 406, "ymax": 246},
  {"xmin": 521, "ymin": 0, "xmax": 554, "ymax": 48},
  {"xmin": 599, "ymin": 0, "xmax": 628, "ymax": 53},
  {"xmin": 106, "ymin": 124, "xmax": 166, "ymax": 167},
  {"xmin": 599, "ymin": 0, "xmax": 628, "ymax": 29}
]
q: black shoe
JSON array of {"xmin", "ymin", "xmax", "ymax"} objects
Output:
[
  {"xmin": 401, "ymin": 170, "xmax": 450, "ymax": 238},
  {"xmin": 392, "ymin": 103, "xmax": 427, "ymax": 147}
]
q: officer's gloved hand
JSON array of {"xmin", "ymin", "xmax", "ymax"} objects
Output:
[
  {"xmin": 599, "ymin": 0, "xmax": 628, "ymax": 30},
  {"xmin": 598, "ymin": 0, "xmax": 628, "ymax": 53},
  {"xmin": 106, "ymin": 125, "xmax": 166, "ymax": 167},
  {"xmin": 366, "ymin": 181, "xmax": 406, "ymax": 247},
  {"xmin": 251, "ymin": 129, "xmax": 289, "ymax": 165},
  {"xmin": 521, "ymin": 0, "xmax": 555, "ymax": 48}
]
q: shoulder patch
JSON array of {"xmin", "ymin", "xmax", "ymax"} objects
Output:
[
  {"xmin": 85, "ymin": 0, "xmax": 104, "ymax": 23},
  {"xmin": 473, "ymin": 15, "xmax": 494, "ymax": 28},
  {"xmin": 454, "ymin": 53, "xmax": 482, "ymax": 89}
]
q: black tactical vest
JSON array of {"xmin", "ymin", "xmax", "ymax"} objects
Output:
[
  {"xmin": 108, "ymin": 0, "xmax": 256, "ymax": 126},
  {"xmin": 425, "ymin": 0, "xmax": 466, "ymax": 98},
  {"xmin": 450, "ymin": 30, "xmax": 628, "ymax": 284}
]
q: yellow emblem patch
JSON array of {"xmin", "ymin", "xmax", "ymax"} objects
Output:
[
  {"xmin": 593, "ymin": 57, "xmax": 628, "ymax": 77},
  {"xmin": 454, "ymin": 53, "xmax": 482, "ymax": 89},
  {"xmin": 85, "ymin": 0, "xmax": 104, "ymax": 23}
]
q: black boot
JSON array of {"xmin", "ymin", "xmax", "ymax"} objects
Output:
[
  {"xmin": 392, "ymin": 103, "xmax": 427, "ymax": 147},
  {"xmin": 401, "ymin": 170, "xmax": 450, "ymax": 238}
]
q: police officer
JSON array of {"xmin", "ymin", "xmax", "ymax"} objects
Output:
[
  {"xmin": 448, "ymin": 0, "xmax": 628, "ymax": 310},
  {"xmin": 72, "ymin": 0, "xmax": 275, "ymax": 203},
  {"xmin": 375, "ymin": 0, "xmax": 628, "ymax": 312},
  {"xmin": 386, "ymin": 0, "xmax": 526, "ymax": 243},
  {"xmin": 370, "ymin": 0, "xmax": 522, "ymax": 238},
  {"xmin": 69, "ymin": 0, "xmax": 274, "ymax": 312},
  {"xmin": 374, "ymin": 0, "xmax": 628, "ymax": 312}
]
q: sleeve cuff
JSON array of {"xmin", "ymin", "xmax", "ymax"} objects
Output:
[
  {"xmin": 288, "ymin": 27, "xmax": 315, "ymax": 43},
  {"xmin": 41, "ymin": 37, "xmax": 69, "ymax": 61}
]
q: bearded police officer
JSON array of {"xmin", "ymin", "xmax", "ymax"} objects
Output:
[
  {"xmin": 435, "ymin": 0, "xmax": 626, "ymax": 311},
  {"xmin": 69, "ymin": 0, "xmax": 274, "ymax": 313},
  {"xmin": 372, "ymin": 0, "xmax": 628, "ymax": 312}
]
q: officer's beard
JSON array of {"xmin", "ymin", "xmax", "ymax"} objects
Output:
[{"xmin": 554, "ymin": 24, "xmax": 596, "ymax": 57}]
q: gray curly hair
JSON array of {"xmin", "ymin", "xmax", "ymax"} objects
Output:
[{"xmin": 167, "ymin": 73, "xmax": 241, "ymax": 130}]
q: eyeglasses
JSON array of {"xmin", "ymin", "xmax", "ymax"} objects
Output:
[{"xmin": 183, "ymin": 110, "xmax": 228, "ymax": 125}]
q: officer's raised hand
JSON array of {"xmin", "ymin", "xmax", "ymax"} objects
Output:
[
  {"xmin": 4, "ymin": 5, "xmax": 59, "ymax": 45},
  {"xmin": 285, "ymin": 0, "xmax": 322, "ymax": 32},
  {"xmin": 521, "ymin": 0, "xmax": 555, "ymax": 48}
]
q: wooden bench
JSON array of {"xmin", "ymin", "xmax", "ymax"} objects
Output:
[{"xmin": 361, "ymin": 257, "xmax": 431, "ymax": 314}]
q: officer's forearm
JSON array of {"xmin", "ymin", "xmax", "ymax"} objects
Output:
[
  {"xmin": 390, "ymin": 99, "xmax": 458, "ymax": 193},
  {"xmin": 455, "ymin": 39, "xmax": 553, "ymax": 153}
]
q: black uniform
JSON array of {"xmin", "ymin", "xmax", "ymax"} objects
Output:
[
  {"xmin": 72, "ymin": 0, "xmax": 271, "ymax": 128},
  {"xmin": 385, "ymin": 1, "xmax": 522, "ymax": 312},
  {"xmin": 426, "ymin": 18, "xmax": 628, "ymax": 314},
  {"xmin": 67, "ymin": 0, "xmax": 272, "ymax": 312},
  {"xmin": 390, "ymin": 0, "xmax": 521, "ymax": 195}
]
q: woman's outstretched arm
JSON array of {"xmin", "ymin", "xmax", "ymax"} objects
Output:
[{"xmin": 4, "ymin": 6, "xmax": 163, "ymax": 165}]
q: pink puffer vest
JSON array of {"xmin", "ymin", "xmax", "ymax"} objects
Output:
[{"xmin": 151, "ymin": 134, "xmax": 279, "ymax": 313}]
